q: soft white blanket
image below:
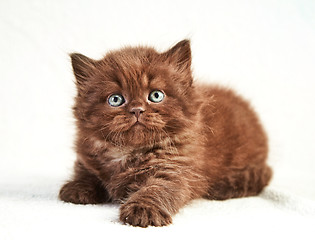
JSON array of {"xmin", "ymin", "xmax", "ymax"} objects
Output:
[
  {"xmin": 1, "ymin": 173, "xmax": 314, "ymax": 239},
  {"xmin": 1, "ymin": 0, "xmax": 315, "ymax": 239}
]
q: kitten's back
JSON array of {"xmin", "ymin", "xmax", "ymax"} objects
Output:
[{"xmin": 195, "ymin": 84, "xmax": 271, "ymax": 199}]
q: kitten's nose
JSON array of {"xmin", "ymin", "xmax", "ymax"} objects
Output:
[{"xmin": 130, "ymin": 107, "xmax": 145, "ymax": 119}]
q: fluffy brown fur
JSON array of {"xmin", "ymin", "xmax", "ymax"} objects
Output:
[{"xmin": 59, "ymin": 40, "xmax": 272, "ymax": 227}]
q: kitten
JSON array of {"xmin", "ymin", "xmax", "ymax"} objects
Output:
[{"xmin": 59, "ymin": 40, "xmax": 272, "ymax": 227}]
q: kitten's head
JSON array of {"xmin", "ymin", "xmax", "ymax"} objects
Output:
[{"xmin": 72, "ymin": 40, "xmax": 197, "ymax": 148}]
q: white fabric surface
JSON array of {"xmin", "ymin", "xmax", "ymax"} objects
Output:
[{"xmin": 1, "ymin": 0, "xmax": 315, "ymax": 239}]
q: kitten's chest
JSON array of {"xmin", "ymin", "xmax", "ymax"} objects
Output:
[{"xmin": 105, "ymin": 147, "xmax": 150, "ymax": 166}]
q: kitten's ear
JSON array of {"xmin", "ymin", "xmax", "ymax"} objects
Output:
[
  {"xmin": 162, "ymin": 39, "xmax": 192, "ymax": 73},
  {"xmin": 70, "ymin": 53, "xmax": 97, "ymax": 85}
]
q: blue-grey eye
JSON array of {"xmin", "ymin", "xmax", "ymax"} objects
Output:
[
  {"xmin": 149, "ymin": 90, "xmax": 165, "ymax": 103},
  {"xmin": 108, "ymin": 94, "xmax": 125, "ymax": 107}
]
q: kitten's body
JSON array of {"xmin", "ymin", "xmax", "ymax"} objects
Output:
[{"xmin": 59, "ymin": 40, "xmax": 272, "ymax": 227}]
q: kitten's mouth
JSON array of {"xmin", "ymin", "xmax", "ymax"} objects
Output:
[{"xmin": 131, "ymin": 121, "xmax": 146, "ymax": 128}]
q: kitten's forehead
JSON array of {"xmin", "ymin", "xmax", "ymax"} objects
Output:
[
  {"xmin": 112, "ymin": 67, "xmax": 149, "ymax": 92},
  {"xmin": 104, "ymin": 48, "xmax": 167, "ymax": 94},
  {"xmin": 120, "ymin": 70, "xmax": 167, "ymax": 97}
]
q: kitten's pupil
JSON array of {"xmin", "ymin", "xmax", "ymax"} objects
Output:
[
  {"xmin": 154, "ymin": 92, "xmax": 159, "ymax": 98},
  {"xmin": 113, "ymin": 96, "xmax": 119, "ymax": 102}
]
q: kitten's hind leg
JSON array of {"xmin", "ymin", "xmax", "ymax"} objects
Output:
[
  {"xmin": 208, "ymin": 165, "xmax": 272, "ymax": 200},
  {"xmin": 59, "ymin": 161, "xmax": 110, "ymax": 204}
]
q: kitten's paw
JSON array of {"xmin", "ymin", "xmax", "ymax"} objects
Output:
[
  {"xmin": 120, "ymin": 201, "xmax": 172, "ymax": 227},
  {"xmin": 59, "ymin": 180, "xmax": 108, "ymax": 204}
]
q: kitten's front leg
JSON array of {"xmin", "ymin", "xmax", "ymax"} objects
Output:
[
  {"xmin": 120, "ymin": 176, "xmax": 197, "ymax": 227},
  {"xmin": 59, "ymin": 161, "xmax": 110, "ymax": 204}
]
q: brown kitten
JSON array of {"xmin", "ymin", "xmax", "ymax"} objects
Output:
[{"xmin": 59, "ymin": 40, "xmax": 272, "ymax": 227}]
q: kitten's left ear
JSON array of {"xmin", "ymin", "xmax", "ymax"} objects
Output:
[
  {"xmin": 162, "ymin": 39, "xmax": 192, "ymax": 73},
  {"xmin": 162, "ymin": 40, "xmax": 193, "ymax": 88}
]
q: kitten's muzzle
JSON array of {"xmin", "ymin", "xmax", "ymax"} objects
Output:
[{"xmin": 130, "ymin": 107, "xmax": 145, "ymax": 120}]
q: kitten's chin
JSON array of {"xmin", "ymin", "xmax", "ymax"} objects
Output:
[
  {"xmin": 122, "ymin": 123, "xmax": 160, "ymax": 147},
  {"xmin": 106, "ymin": 120, "xmax": 164, "ymax": 147}
]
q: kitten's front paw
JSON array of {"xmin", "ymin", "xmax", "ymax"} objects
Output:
[
  {"xmin": 120, "ymin": 201, "xmax": 172, "ymax": 227},
  {"xmin": 59, "ymin": 180, "xmax": 108, "ymax": 204}
]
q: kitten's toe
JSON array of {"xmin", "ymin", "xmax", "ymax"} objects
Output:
[
  {"xmin": 59, "ymin": 181, "xmax": 108, "ymax": 204},
  {"xmin": 120, "ymin": 202, "xmax": 172, "ymax": 227}
]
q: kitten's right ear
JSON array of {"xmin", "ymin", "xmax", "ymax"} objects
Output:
[{"xmin": 70, "ymin": 53, "xmax": 97, "ymax": 85}]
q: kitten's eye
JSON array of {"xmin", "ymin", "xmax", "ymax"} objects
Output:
[
  {"xmin": 108, "ymin": 94, "xmax": 125, "ymax": 107},
  {"xmin": 149, "ymin": 90, "xmax": 165, "ymax": 103}
]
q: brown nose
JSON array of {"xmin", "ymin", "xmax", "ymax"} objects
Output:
[{"xmin": 130, "ymin": 107, "xmax": 145, "ymax": 119}]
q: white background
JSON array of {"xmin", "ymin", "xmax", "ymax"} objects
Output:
[{"xmin": 1, "ymin": 0, "xmax": 315, "ymax": 239}]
